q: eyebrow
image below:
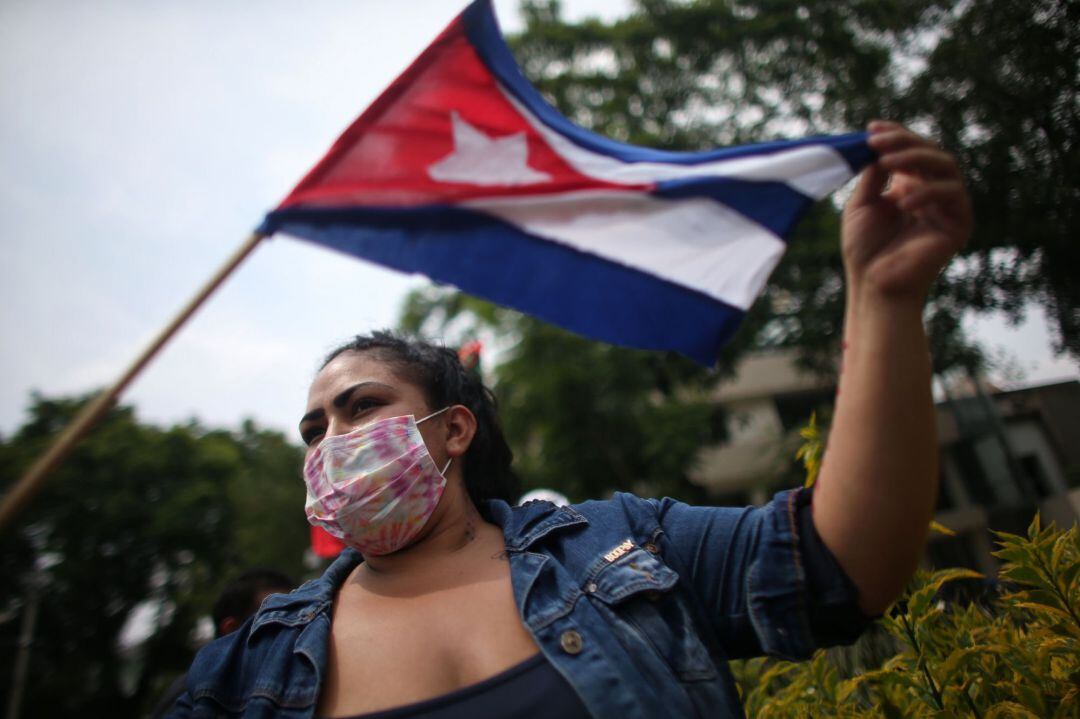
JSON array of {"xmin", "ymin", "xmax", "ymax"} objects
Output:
[{"xmin": 297, "ymin": 381, "xmax": 395, "ymax": 431}]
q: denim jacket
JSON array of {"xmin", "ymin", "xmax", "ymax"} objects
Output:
[{"xmin": 171, "ymin": 488, "xmax": 871, "ymax": 718}]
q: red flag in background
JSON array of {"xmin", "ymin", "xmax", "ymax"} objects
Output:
[{"xmin": 311, "ymin": 525, "xmax": 346, "ymax": 559}]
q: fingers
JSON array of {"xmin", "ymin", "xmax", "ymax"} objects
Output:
[
  {"xmin": 867, "ymin": 123, "xmax": 936, "ymax": 153},
  {"xmin": 847, "ymin": 160, "xmax": 890, "ymax": 210},
  {"xmin": 879, "ymin": 148, "xmax": 959, "ymax": 179},
  {"xmin": 869, "ymin": 125, "xmax": 958, "ymax": 169},
  {"xmin": 857, "ymin": 121, "xmax": 969, "ymax": 218},
  {"xmin": 896, "ymin": 179, "xmax": 973, "ymax": 246},
  {"xmin": 895, "ymin": 179, "xmax": 968, "ymax": 213},
  {"xmin": 867, "ymin": 119, "xmax": 904, "ymax": 134}
]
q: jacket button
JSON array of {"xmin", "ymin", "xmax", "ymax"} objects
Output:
[
  {"xmin": 644, "ymin": 542, "xmax": 660, "ymax": 554},
  {"xmin": 560, "ymin": 629, "xmax": 584, "ymax": 655},
  {"xmin": 586, "ymin": 582, "xmax": 598, "ymax": 594}
]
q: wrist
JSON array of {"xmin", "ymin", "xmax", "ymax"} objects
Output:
[
  {"xmin": 843, "ymin": 280, "xmax": 928, "ymax": 355},
  {"xmin": 846, "ymin": 277, "xmax": 927, "ymax": 320}
]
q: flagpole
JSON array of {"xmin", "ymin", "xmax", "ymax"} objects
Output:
[{"xmin": 0, "ymin": 231, "xmax": 267, "ymax": 531}]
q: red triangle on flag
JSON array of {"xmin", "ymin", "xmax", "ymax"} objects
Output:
[{"xmin": 278, "ymin": 16, "xmax": 639, "ymax": 210}]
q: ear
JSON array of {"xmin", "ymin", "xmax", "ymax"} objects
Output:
[{"xmin": 444, "ymin": 405, "xmax": 477, "ymax": 460}]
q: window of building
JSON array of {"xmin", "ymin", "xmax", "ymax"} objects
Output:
[
  {"xmin": 935, "ymin": 468, "xmax": 955, "ymax": 512},
  {"xmin": 774, "ymin": 389, "xmax": 835, "ymax": 433},
  {"xmin": 1018, "ymin": 454, "xmax": 1054, "ymax": 499},
  {"xmin": 951, "ymin": 441, "xmax": 998, "ymax": 506}
]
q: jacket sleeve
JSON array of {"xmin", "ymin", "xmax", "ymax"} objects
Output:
[
  {"xmin": 163, "ymin": 690, "xmax": 192, "ymax": 719},
  {"xmin": 646, "ymin": 487, "xmax": 875, "ymax": 661}
]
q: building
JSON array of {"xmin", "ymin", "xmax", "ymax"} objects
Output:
[
  {"xmin": 690, "ymin": 349, "xmax": 1080, "ymax": 574},
  {"xmin": 931, "ymin": 378, "xmax": 1080, "ymax": 573},
  {"xmin": 690, "ymin": 350, "xmax": 833, "ymax": 505}
]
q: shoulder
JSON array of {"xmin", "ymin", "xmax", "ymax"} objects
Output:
[
  {"xmin": 491, "ymin": 493, "xmax": 660, "ymax": 534},
  {"xmin": 183, "ymin": 550, "xmax": 361, "ymax": 709},
  {"xmin": 570, "ymin": 492, "xmax": 671, "ymax": 536},
  {"xmin": 487, "ymin": 494, "xmax": 669, "ymax": 566},
  {"xmin": 566, "ymin": 490, "xmax": 807, "ymax": 571},
  {"xmin": 184, "ymin": 582, "xmax": 318, "ymax": 684}
]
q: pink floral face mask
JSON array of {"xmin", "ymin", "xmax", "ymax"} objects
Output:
[{"xmin": 303, "ymin": 408, "xmax": 451, "ymax": 556}]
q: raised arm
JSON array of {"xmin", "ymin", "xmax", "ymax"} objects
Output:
[{"xmin": 813, "ymin": 121, "xmax": 973, "ymax": 615}]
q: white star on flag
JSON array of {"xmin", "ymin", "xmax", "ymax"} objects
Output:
[{"xmin": 427, "ymin": 112, "xmax": 553, "ymax": 186}]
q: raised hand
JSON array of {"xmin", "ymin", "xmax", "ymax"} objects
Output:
[{"xmin": 842, "ymin": 121, "xmax": 973, "ymax": 303}]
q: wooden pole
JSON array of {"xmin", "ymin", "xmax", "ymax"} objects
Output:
[
  {"xmin": 0, "ymin": 232, "xmax": 266, "ymax": 531},
  {"xmin": 5, "ymin": 573, "xmax": 42, "ymax": 719}
]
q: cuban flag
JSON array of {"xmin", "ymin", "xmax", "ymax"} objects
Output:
[{"xmin": 258, "ymin": 0, "xmax": 874, "ymax": 365}]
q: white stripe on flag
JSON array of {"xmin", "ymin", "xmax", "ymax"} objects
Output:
[
  {"xmin": 467, "ymin": 189, "xmax": 785, "ymax": 311},
  {"xmin": 502, "ymin": 90, "xmax": 855, "ymax": 200}
]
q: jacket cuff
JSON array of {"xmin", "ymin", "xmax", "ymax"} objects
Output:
[{"xmin": 746, "ymin": 487, "xmax": 874, "ymax": 660}]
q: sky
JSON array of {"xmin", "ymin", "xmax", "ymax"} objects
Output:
[{"xmin": 1, "ymin": 0, "xmax": 1076, "ymax": 446}]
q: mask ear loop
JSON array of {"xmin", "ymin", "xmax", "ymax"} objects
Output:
[
  {"xmin": 417, "ymin": 407, "xmax": 454, "ymax": 477},
  {"xmin": 417, "ymin": 406, "xmax": 451, "ymax": 424}
]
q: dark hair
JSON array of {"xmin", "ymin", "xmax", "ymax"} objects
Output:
[
  {"xmin": 322, "ymin": 331, "xmax": 520, "ymax": 506},
  {"xmin": 211, "ymin": 568, "xmax": 295, "ymax": 637}
]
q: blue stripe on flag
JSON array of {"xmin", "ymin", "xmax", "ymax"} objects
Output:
[
  {"xmin": 259, "ymin": 206, "xmax": 745, "ymax": 365},
  {"xmin": 652, "ymin": 178, "xmax": 814, "ymax": 239},
  {"xmin": 462, "ymin": 0, "xmax": 876, "ymax": 172}
]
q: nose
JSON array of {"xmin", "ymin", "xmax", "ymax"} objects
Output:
[
  {"xmin": 324, "ymin": 416, "xmax": 353, "ymax": 442},
  {"xmin": 307, "ymin": 418, "xmax": 352, "ymax": 458}
]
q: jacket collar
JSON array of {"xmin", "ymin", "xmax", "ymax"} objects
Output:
[
  {"xmin": 484, "ymin": 498, "xmax": 588, "ymax": 552},
  {"xmin": 251, "ymin": 548, "xmax": 360, "ymax": 632}
]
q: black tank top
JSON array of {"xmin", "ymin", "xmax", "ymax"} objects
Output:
[{"xmin": 328, "ymin": 653, "xmax": 591, "ymax": 719}]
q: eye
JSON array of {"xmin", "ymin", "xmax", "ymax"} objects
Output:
[
  {"xmin": 351, "ymin": 397, "xmax": 382, "ymax": 417},
  {"xmin": 301, "ymin": 427, "xmax": 324, "ymax": 447}
]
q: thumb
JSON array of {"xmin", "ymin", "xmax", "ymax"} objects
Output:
[{"xmin": 847, "ymin": 161, "xmax": 889, "ymax": 212}]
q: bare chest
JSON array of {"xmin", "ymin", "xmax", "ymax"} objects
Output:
[{"xmin": 316, "ymin": 570, "xmax": 539, "ymax": 717}]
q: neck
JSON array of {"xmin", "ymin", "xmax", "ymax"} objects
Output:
[{"xmin": 357, "ymin": 478, "xmax": 500, "ymax": 580}]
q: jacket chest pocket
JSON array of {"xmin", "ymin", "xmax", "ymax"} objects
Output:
[{"xmin": 587, "ymin": 547, "xmax": 717, "ymax": 682}]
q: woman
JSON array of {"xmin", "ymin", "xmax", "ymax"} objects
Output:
[{"xmin": 173, "ymin": 122, "xmax": 972, "ymax": 718}]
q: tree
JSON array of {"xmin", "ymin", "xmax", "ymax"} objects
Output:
[
  {"xmin": 401, "ymin": 290, "xmax": 729, "ymax": 503},
  {"xmin": 0, "ymin": 395, "xmax": 309, "ymax": 717},
  {"xmin": 900, "ymin": 0, "xmax": 1079, "ymax": 357}
]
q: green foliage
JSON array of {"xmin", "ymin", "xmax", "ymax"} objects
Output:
[
  {"xmin": 732, "ymin": 521, "xmax": 1080, "ymax": 717},
  {"xmin": 0, "ymin": 394, "xmax": 309, "ymax": 717},
  {"xmin": 402, "ymin": 288, "xmax": 724, "ymax": 501},
  {"xmin": 728, "ymin": 424, "xmax": 1080, "ymax": 717},
  {"xmin": 228, "ymin": 420, "xmax": 308, "ymax": 572},
  {"xmin": 795, "ymin": 412, "xmax": 824, "ymax": 488},
  {"xmin": 901, "ymin": 0, "xmax": 1080, "ymax": 358},
  {"xmin": 515, "ymin": 0, "xmax": 943, "ymax": 146}
]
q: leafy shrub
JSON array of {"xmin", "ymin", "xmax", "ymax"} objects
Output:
[{"xmin": 732, "ymin": 419, "xmax": 1080, "ymax": 717}]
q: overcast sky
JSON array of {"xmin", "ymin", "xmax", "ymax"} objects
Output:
[{"xmin": 1, "ymin": 0, "xmax": 1076, "ymax": 444}]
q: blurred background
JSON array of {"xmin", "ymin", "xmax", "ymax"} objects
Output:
[{"xmin": 1, "ymin": 0, "xmax": 1077, "ymax": 715}]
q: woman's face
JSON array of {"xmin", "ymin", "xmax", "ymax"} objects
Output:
[{"xmin": 298, "ymin": 351, "xmax": 436, "ymax": 458}]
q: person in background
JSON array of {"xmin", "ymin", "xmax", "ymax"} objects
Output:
[
  {"xmin": 149, "ymin": 568, "xmax": 296, "ymax": 718},
  {"xmin": 517, "ymin": 489, "xmax": 570, "ymax": 507},
  {"xmin": 210, "ymin": 568, "xmax": 297, "ymax": 638}
]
